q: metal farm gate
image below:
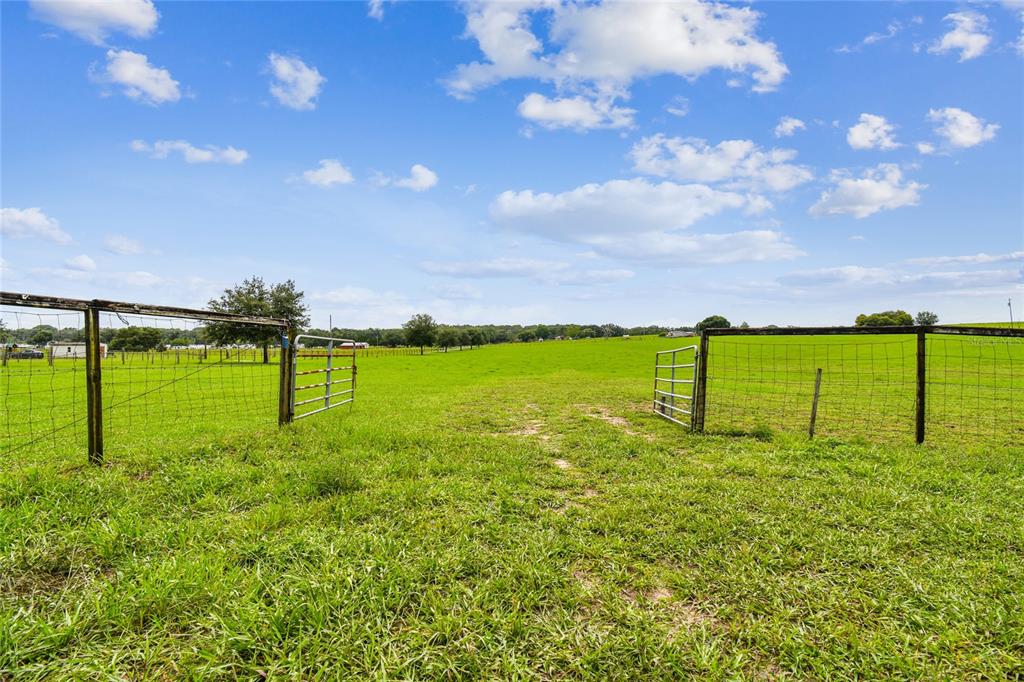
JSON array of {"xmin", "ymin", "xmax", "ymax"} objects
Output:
[
  {"xmin": 289, "ymin": 335, "xmax": 358, "ymax": 420},
  {"xmin": 652, "ymin": 344, "xmax": 698, "ymax": 427}
]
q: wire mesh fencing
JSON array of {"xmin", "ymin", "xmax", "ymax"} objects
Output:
[
  {"xmin": 96, "ymin": 310, "xmax": 283, "ymax": 460},
  {"xmin": 1, "ymin": 306, "xmax": 89, "ymax": 462},
  {"xmin": 687, "ymin": 326, "xmax": 1022, "ymax": 446},
  {"xmin": 1, "ymin": 292, "xmax": 291, "ymax": 468}
]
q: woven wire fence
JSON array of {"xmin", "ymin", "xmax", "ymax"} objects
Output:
[
  {"xmin": 1, "ymin": 302, "xmax": 284, "ymax": 468},
  {"xmin": 700, "ymin": 330, "xmax": 1022, "ymax": 446},
  {"xmin": 1, "ymin": 306, "xmax": 88, "ymax": 462},
  {"xmin": 97, "ymin": 310, "xmax": 280, "ymax": 460}
]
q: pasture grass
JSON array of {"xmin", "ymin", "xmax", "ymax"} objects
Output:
[{"xmin": 1, "ymin": 336, "xmax": 1022, "ymax": 679}]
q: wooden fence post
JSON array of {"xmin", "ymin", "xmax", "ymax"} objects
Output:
[
  {"xmin": 278, "ymin": 329, "xmax": 296, "ymax": 426},
  {"xmin": 84, "ymin": 306, "xmax": 103, "ymax": 464},
  {"xmin": 809, "ymin": 368, "xmax": 823, "ymax": 439},
  {"xmin": 692, "ymin": 331, "xmax": 709, "ymax": 433},
  {"xmin": 916, "ymin": 329, "xmax": 926, "ymax": 444}
]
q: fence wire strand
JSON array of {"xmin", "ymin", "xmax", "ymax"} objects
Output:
[{"xmin": 701, "ymin": 332, "xmax": 1021, "ymax": 445}]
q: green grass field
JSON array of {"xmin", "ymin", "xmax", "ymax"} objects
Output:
[{"xmin": 2, "ymin": 336, "xmax": 1023, "ymax": 678}]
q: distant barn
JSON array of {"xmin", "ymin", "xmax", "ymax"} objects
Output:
[{"xmin": 49, "ymin": 342, "xmax": 108, "ymax": 359}]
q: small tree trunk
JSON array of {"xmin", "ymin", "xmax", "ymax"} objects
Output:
[
  {"xmin": 420, "ymin": 346, "xmax": 424, "ymax": 355},
  {"xmin": 263, "ymin": 342, "xmax": 269, "ymax": 364}
]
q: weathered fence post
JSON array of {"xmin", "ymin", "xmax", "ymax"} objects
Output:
[
  {"xmin": 278, "ymin": 330, "xmax": 296, "ymax": 425},
  {"xmin": 809, "ymin": 368, "xmax": 823, "ymax": 438},
  {"xmin": 916, "ymin": 329, "xmax": 926, "ymax": 444},
  {"xmin": 692, "ymin": 331, "xmax": 709, "ymax": 433},
  {"xmin": 84, "ymin": 306, "xmax": 103, "ymax": 464}
]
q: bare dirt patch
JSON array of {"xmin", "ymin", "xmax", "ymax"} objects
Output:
[
  {"xmin": 508, "ymin": 420, "xmax": 543, "ymax": 436},
  {"xmin": 553, "ymin": 458, "xmax": 572, "ymax": 470},
  {"xmin": 582, "ymin": 405, "xmax": 654, "ymax": 440},
  {"xmin": 573, "ymin": 569, "xmax": 598, "ymax": 591}
]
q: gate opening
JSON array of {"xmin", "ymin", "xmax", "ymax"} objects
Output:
[
  {"xmin": 290, "ymin": 335, "xmax": 357, "ymax": 421},
  {"xmin": 653, "ymin": 344, "xmax": 697, "ymax": 428}
]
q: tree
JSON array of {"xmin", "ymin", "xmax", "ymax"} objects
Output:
[
  {"xmin": 382, "ymin": 329, "xmax": 404, "ymax": 347},
  {"xmin": 109, "ymin": 327, "xmax": 163, "ymax": 351},
  {"xmin": 25, "ymin": 324, "xmax": 57, "ymax": 346},
  {"xmin": 517, "ymin": 329, "xmax": 536, "ymax": 342},
  {"xmin": 695, "ymin": 315, "xmax": 731, "ymax": 331},
  {"xmin": 436, "ymin": 327, "xmax": 459, "ymax": 351},
  {"xmin": 855, "ymin": 310, "xmax": 913, "ymax": 327},
  {"xmin": 206, "ymin": 277, "xmax": 310, "ymax": 363},
  {"xmin": 915, "ymin": 311, "xmax": 939, "ymax": 326},
  {"xmin": 403, "ymin": 314, "xmax": 437, "ymax": 354}
]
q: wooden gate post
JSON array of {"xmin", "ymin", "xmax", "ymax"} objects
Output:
[
  {"xmin": 278, "ymin": 329, "xmax": 296, "ymax": 425},
  {"xmin": 916, "ymin": 329, "xmax": 926, "ymax": 444},
  {"xmin": 692, "ymin": 331, "xmax": 709, "ymax": 433},
  {"xmin": 84, "ymin": 306, "xmax": 103, "ymax": 464}
]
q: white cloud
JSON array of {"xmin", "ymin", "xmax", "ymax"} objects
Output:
[
  {"xmin": 810, "ymin": 164, "xmax": 925, "ymax": 219},
  {"xmin": 0, "ymin": 207, "xmax": 72, "ymax": 244},
  {"xmin": 836, "ymin": 20, "xmax": 904, "ymax": 53},
  {"xmin": 91, "ymin": 49, "xmax": 180, "ymax": 105},
  {"xmin": 490, "ymin": 178, "xmax": 801, "ymax": 265},
  {"xmin": 847, "ymin": 113, "xmax": 900, "ymax": 150},
  {"xmin": 665, "ymin": 96, "xmax": 689, "ymax": 118},
  {"xmin": 377, "ymin": 164, "xmax": 439, "ymax": 192},
  {"xmin": 420, "ymin": 258, "xmax": 633, "ymax": 286},
  {"xmin": 445, "ymin": 1, "xmax": 787, "ymax": 129},
  {"xmin": 927, "ymin": 107, "xmax": 999, "ymax": 148},
  {"xmin": 421, "ymin": 258, "xmax": 567, "ymax": 278},
  {"xmin": 907, "ymin": 251, "xmax": 1024, "ymax": 266},
  {"xmin": 493, "ymin": 179, "xmax": 748, "ymax": 240},
  {"xmin": 586, "ymin": 230, "xmax": 802, "ymax": 265},
  {"xmin": 629, "ymin": 135, "xmax": 813, "ymax": 192},
  {"xmin": 517, "ymin": 92, "xmax": 634, "ymax": 130},
  {"xmin": 368, "ymin": 0, "xmax": 384, "ymax": 20},
  {"xmin": 267, "ymin": 53, "xmax": 325, "ymax": 111},
  {"xmin": 916, "ymin": 142, "xmax": 936, "ymax": 155},
  {"xmin": 300, "ymin": 159, "xmax": 354, "ymax": 187},
  {"xmin": 31, "ymin": 267, "xmax": 166, "ymax": 288},
  {"xmin": 103, "ymin": 234, "xmax": 148, "ymax": 255},
  {"xmin": 65, "ymin": 254, "xmax": 97, "ymax": 272},
  {"xmin": 774, "ymin": 116, "xmax": 806, "ymax": 138},
  {"xmin": 30, "ymin": 0, "xmax": 157, "ymax": 45},
  {"xmin": 131, "ymin": 139, "xmax": 248, "ymax": 164},
  {"xmin": 929, "ymin": 11, "xmax": 992, "ymax": 61},
  {"xmin": 778, "ymin": 265, "xmax": 1020, "ymax": 297},
  {"xmin": 430, "ymin": 282, "xmax": 483, "ymax": 300}
]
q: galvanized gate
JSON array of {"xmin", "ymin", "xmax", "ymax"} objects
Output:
[
  {"xmin": 653, "ymin": 344, "xmax": 698, "ymax": 428},
  {"xmin": 291, "ymin": 335, "xmax": 357, "ymax": 420}
]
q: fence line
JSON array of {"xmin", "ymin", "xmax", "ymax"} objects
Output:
[{"xmin": 669, "ymin": 325, "xmax": 1023, "ymax": 445}]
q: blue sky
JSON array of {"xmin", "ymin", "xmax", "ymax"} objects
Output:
[{"xmin": 1, "ymin": 0, "xmax": 1022, "ymax": 328}]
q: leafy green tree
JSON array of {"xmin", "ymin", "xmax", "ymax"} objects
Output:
[
  {"xmin": 855, "ymin": 310, "xmax": 913, "ymax": 327},
  {"xmin": 436, "ymin": 327, "xmax": 459, "ymax": 351},
  {"xmin": 695, "ymin": 315, "xmax": 731, "ymax": 331},
  {"xmin": 206, "ymin": 277, "xmax": 310, "ymax": 363},
  {"xmin": 518, "ymin": 330, "xmax": 536, "ymax": 342},
  {"xmin": 382, "ymin": 330, "xmax": 404, "ymax": 347},
  {"xmin": 468, "ymin": 328, "xmax": 485, "ymax": 347},
  {"xmin": 109, "ymin": 327, "xmax": 163, "ymax": 351},
  {"xmin": 403, "ymin": 314, "xmax": 438, "ymax": 354},
  {"xmin": 30, "ymin": 327, "xmax": 55, "ymax": 346},
  {"xmin": 915, "ymin": 311, "xmax": 939, "ymax": 326},
  {"xmin": 168, "ymin": 337, "xmax": 191, "ymax": 347}
]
